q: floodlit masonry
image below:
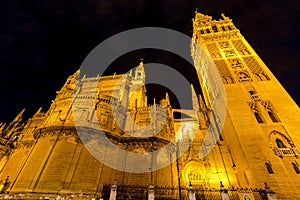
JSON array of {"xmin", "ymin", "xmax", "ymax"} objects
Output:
[{"xmin": 0, "ymin": 12, "xmax": 299, "ymax": 199}]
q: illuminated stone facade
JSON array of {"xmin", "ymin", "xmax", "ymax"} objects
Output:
[
  {"xmin": 0, "ymin": 12, "xmax": 299, "ymax": 199},
  {"xmin": 191, "ymin": 12, "xmax": 300, "ymax": 199}
]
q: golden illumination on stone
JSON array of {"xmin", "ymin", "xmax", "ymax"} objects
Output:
[{"xmin": 0, "ymin": 12, "xmax": 299, "ymax": 199}]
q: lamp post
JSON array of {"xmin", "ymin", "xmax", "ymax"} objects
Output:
[
  {"xmin": 264, "ymin": 182, "xmax": 277, "ymax": 200},
  {"xmin": 176, "ymin": 141, "xmax": 182, "ymax": 200}
]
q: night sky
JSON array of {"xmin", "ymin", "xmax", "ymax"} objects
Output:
[{"xmin": 0, "ymin": 0, "xmax": 299, "ymax": 122}]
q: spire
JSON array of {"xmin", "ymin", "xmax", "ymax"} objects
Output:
[
  {"xmin": 0, "ymin": 122, "xmax": 6, "ymax": 134},
  {"xmin": 12, "ymin": 108, "xmax": 25, "ymax": 124},
  {"xmin": 138, "ymin": 59, "xmax": 144, "ymax": 68},
  {"xmin": 3, "ymin": 108, "xmax": 25, "ymax": 139},
  {"xmin": 33, "ymin": 107, "xmax": 43, "ymax": 117},
  {"xmin": 165, "ymin": 92, "xmax": 170, "ymax": 105},
  {"xmin": 133, "ymin": 59, "xmax": 145, "ymax": 83},
  {"xmin": 221, "ymin": 13, "xmax": 228, "ymax": 20}
]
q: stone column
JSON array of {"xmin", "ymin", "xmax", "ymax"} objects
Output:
[
  {"xmin": 109, "ymin": 180, "xmax": 117, "ymax": 200},
  {"xmin": 264, "ymin": 182, "xmax": 277, "ymax": 200},
  {"xmin": 148, "ymin": 185, "xmax": 155, "ymax": 200},
  {"xmin": 188, "ymin": 181, "xmax": 196, "ymax": 200},
  {"xmin": 220, "ymin": 181, "xmax": 229, "ymax": 200}
]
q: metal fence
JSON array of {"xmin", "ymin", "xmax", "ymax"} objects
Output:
[{"xmin": 101, "ymin": 185, "xmax": 268, "ymax": 200}]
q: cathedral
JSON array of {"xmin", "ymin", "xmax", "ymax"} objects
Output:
[{"xmin": 0, "ymin": 12, "xmax": 299, "ymax": 200}]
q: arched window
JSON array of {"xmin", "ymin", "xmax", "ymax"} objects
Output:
[
  {"xmin": 292, "ymin": 162, "xmax": 300, "ymax": 174},
  {"xmin": 265, "ymin": 162, "xmax": 274, "ymax": 174},
  {"xmin": 249, "ymin": 90, "xmax": 255, "ymax": 95},
  {"xmin": 254, "ymin": 112, "xmax": 264, "ymax": 123},
  {"xmin": 219, "ymin": 134, "xmax": 224, "ymax": 141},
  {"xmin": 276, "ymin": 138, "xmax": 286, "ymax": 148},
  {"xmin": 268, "ymin": 111, "xmax": 279, "ymax": 122}
]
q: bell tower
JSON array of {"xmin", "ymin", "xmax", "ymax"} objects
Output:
[
  {"xmin": 129, "ymin": 59, "xmax": 147, "ymax": 110},
  {"xmin": 191, "ymin": 11, "xmax": 300, "ymax": 199}
]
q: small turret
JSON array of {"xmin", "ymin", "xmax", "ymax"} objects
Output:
[
  {"xmin": 128, "ymin": 59, "xmax": 147, "ymax": 110},
  {"xmin": 133, "ymin": 59, "xmax": 146, "ymax": 84},
  {"xmin": 165, "ymin": 92, "xmax": 170, "ymax": 105},
  {"xmin": 160, "ymin": 92, "xmax": 171, "ymax": 108}
]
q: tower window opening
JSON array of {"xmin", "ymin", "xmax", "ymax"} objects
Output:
[
  {"xmin": 292, "ymin": 162, "xmax": 300, "ymax": 174},
  {"xmin": 224, "ymin": 49, "xmax": 236, "ymax": 57},
  {"xmin": 254, "ymin": 112, "xmax": 264, "ymax": 124},
  {"xmin": 212, "ymin": 25, "xmax": 218, "ymax": 32},
  {"xmin": 228, "ymin": 25, "xmax": 232, "ymax": 30},
  {"xmin": 221, "ymin": 26, "xmax": 226, "ymax": 31},
  {"xmin": 249, "ymin": 90, "xmax": 260, "ymax": 100},
  {"xmin": 276, "ymin": 138, "xmax": 286, "ymax": 148},
  {"xmin": 206, "ymin": 29, "xmax": 210, "ymax": 34},
  {"xmin": 268, "ymin": 111, "xmax": 279, "ymax": 122},
  {"xmin": 265, "ymin": 162, "xmax": 274, "ymax": 174},
  {"xmin": 200, "ymin": 30, "xmax": 204, "ymax": 34},
  {"xmin": 238, "ymin": 72, "xmax": 251, "ymax": 82}
]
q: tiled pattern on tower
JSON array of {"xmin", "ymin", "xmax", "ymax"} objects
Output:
[
  {"xmin": 214, "ymin": 60, "xmax": 235, "ymax": 84},
  {"xmin": 243, "ymin": 56, "xmax": 270, "ymax": 81},
  {"xmin": 231, "ymin": 39, "xmax": 251, "ymax": 56}
]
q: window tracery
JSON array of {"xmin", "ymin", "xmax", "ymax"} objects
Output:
[
  {"xmin": 248, "ymin": 102, "xmax": 265, "ymax": 124},
  {"xmin": 261, "ymin": 101, "xmax": 280, "ymax": 122},
  {"xmin": 237, "ymin": 71, "xmax": 252, "ymax": 82},
  {"xmin": 243, "ymin": 56, "xmax": 270, "ymax": 81}
]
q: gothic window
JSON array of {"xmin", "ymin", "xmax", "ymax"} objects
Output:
[
  {"xmin": 228, "ymin": 25, "xmax": 232, "ymax": 30},
  {"xmin": 292, "ymin": 162, "xmax": 300, "ymax": 174},
  {"xmin": 268, "ymin": 111, "xmax": 279, "ymax": 122},
  {"xmin": 262, "ymin": 101, "xmax": 280, "ymax": 122},
  {"xmin": 221, "ymin": 26, "xmax": 226, "ymax": 31},
  {"xmin": 206, "ymin": 29, "xmax": 211, "ymax": 34},
  {"xmin": 219, "ymin": 134, "xmax": 224, "ymax": 141},
  {"xmin": 265, "ymin": 161, "xmax": 274, "ymax": 174},
  {"xmin": 254, "ymin": 112, "xmax": 264, "ymax": 124},
  {"xmin": 276, "ymin": 138, "xmax": 286, "ymax": 148},
  {"xmin": 200, "ymin": 30, "xmax": 204, "ymax": 34}
]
